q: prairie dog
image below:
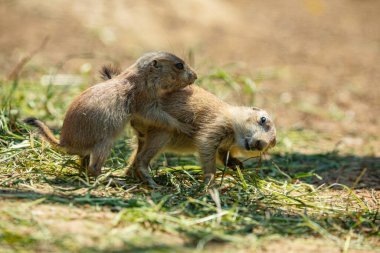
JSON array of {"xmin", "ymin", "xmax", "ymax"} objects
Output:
[
  {"xmin": 128, "ymin": 85, "xmax": 277, "ymax": 187},
  {"xmin": 24, "ymin": 51, "xmax": 197, "ymax": 176}
]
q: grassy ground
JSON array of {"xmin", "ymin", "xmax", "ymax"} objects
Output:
[
  {"xmin": 0, "ymin": 76, "xmax": 379, "ymax": 253},
  {"xmin": 1, "ymin": 1, "xmax": 379, "ymax": 252}
]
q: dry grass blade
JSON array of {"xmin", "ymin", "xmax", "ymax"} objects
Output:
[{"xmin": 6, "ymin": 36, "xmax": 49, "ymax": 81}]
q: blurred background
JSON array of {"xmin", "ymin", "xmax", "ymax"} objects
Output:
[{"xmin": 1, "ymin": 0, "xmax": 379, "ymax": 154}]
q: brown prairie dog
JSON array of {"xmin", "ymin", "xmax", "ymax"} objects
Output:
[
  {"xmin": 24, "ymin": 51, "xmax": 197, "ymax": 177},
  {"xmin": 128, "ymin": 85, "xmax": 277, "ymax": 187}
]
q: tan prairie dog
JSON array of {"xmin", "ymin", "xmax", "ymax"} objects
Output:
[
  {"xmin": 24, "ymin": 52, "xmax": 197, "ymax": 177},
  {"xmin": 127, "ymin": 84, "xmax": 277, "ymax": 187}
]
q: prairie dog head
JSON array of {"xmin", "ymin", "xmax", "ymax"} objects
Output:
[
  {"xmin": 135, "ymin": 51, "xmax": 197, "ymax": 91},
  {"xmin": 229, "ymin": 106, "xmax": 276, "ymax": 153}
]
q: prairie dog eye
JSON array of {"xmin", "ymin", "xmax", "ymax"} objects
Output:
[
  {"xmin": 259, "ymin": 116, "xmax": 267, "ymax": 125},
  {"xmin": 175, "ymin": 62, "xmax": 184, "ymax": 70}
]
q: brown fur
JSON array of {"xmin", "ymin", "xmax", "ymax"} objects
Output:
[
  {"xmin": 24, "ymin": 51, "xmax": 197, "ymax": 177},
  {"xmin": 128, "ymin": 85, "xmax": 277, "ymax": 187}
]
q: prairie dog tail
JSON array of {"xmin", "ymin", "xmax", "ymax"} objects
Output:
[
  {"xmin": 99, "ymin": 65, "xmax": 121, "ymax": 80},
  {"xmin": 24, "ymin": 117, "xmax": 60, "ymax": 147}
]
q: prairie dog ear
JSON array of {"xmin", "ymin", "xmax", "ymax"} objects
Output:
[
  {"xmin": 151, "ymin": 59, "xmax": 162, "ymax": 69},
  {"xmin": 251, "ymin": 107, "xmax": 261, "ymax": 111}
]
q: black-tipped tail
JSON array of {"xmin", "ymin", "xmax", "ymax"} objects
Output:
[
  {"xmin": 99, "ymin": 65, "xmax": 121, "ymax": 81},
  {"xmin": 23, "ymin": 117, "xmax": 39, "ymax": 127}
]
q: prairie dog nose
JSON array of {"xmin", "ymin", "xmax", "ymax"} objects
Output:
[
  {"xmin": 253, "ymin": 140, "xmax": 268, "ymax": 151},
  {"xmin": 189, "ymin": 71, "xmax": 197, "ymax": 82}
]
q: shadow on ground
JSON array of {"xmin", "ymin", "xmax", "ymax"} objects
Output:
[{"xmin": 254, "ymin": 152, "xmax": 380, "ymax": 189}]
